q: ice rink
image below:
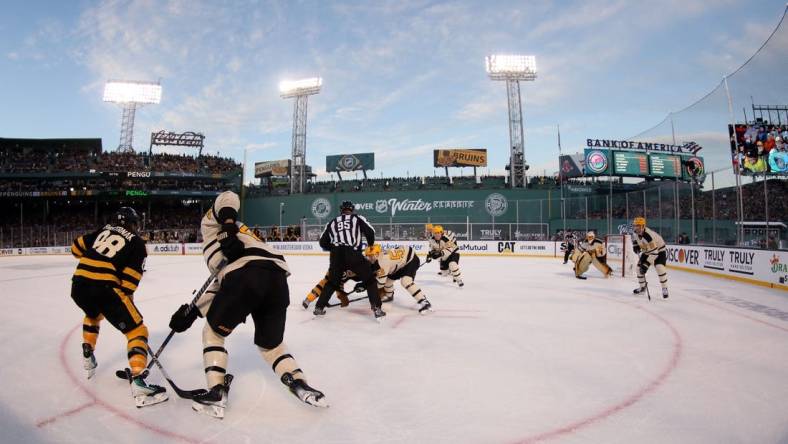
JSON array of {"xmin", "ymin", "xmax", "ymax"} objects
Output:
[{"xmin": 1, "ymin": 253, "xmax": 787, "ymax": 444}]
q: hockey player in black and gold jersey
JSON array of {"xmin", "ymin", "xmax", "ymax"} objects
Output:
[
  {"xmin": 168, "ymin": 191, "xmax": 327, "ymax": 419},
  {"xmin": 70, "ymin": 207, "xmax": 167, "ymax": 407},
  {"xmin": 364, "ymin": 245, "xmax": 432, "ymax": 314},
  {"xmin": 632, "ymin": 217, "xmax": 669, "ymax": 298}
]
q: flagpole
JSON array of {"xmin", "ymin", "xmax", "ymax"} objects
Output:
[{"xmin": 558, "ymin": 124, "xmax": 566, "ymax": 235}]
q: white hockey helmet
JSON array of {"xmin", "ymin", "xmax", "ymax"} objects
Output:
[{"xmin": 213, "ymin": 190, "xmax": 241, "ymax": 222}]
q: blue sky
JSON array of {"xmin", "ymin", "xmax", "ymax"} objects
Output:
[{"xmin": 1, "ymin": 0, "xmax": 786, "ymax": 183}]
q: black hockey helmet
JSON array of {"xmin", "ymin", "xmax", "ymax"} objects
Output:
[
  {"xmin": 340, "ymin": 200, "xmax": 354, "ymax": 213},
  {"xmin": 115, "ymin": 207, "xmax": 140, "ymax": 230}
]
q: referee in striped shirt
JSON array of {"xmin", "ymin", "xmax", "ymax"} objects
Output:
[{"xmin": 314, "ymin": 200, "xmax": 384, "ymax": 320}]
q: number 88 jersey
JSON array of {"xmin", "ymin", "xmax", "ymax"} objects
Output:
[{"xmin": 71, "ymin": 224, "xmax": 147, "ymax": 296}]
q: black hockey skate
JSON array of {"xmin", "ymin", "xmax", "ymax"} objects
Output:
[
  {"xmin": 662, "ymin": 288, "xmax": 669, "ymax": 299},
  {"xmin": 373, "ymin": 306, "xmax": 386, "ymax": 322},
  {"xmin": 125, "ymin": 368, "xmax": 168, "ymax": 408},
  {"xmin": 192, "ymin": 374, "xmax": 233, "ymax": 419},
  {"xmin": 633, "ymin": 286, "xmax": 646, "ymax": 294},
  {"xmin": 82, "ymin": 343, "xmax": 97, "ymax": 379},
  {"xmin": 576, "ymin": 275, "xmax": 587, "ymax": 280},
  {"xmin": 281, "ymin": 372, "xmax": 328, "ymax": 408},
  {"xmin": 417, "ymin": 298, "xmax": 432, "ymax": 314},
  {"xmin": 313, "ymin": 306, "xmax": 326, "ymax": 318}
]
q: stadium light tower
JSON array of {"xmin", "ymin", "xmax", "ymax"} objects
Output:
[
  {"xmin": 486, "ymin": 55, "xmax": 537, "ymax": 188},
  {"xmin": 103, "ymin": 80, "xmax": 162, "ymax": 152},
  {"xmin": 280, "ymin": 77, "xmax": 321, "ymax": 194}
]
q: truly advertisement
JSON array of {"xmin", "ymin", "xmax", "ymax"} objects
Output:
[{"xmin": 666, "ymin": 245, "xmax": 787, "ymax": 288}]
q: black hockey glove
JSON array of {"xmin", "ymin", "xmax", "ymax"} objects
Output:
[
  {"xmin": 217, "ymin": 223, "xmax": 244, "ymax": 262},
  {"xmin": 429, "ymin": 250, "xmax": 442, "ymax": 260},
  {"xmin": 169, "ymin": 304, "xmax": 200, "ymax": 333},
  {"xmin": 425, "ymin": 255, "xmax": 432, "ymax": 263}
]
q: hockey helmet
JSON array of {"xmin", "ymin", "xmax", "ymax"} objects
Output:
[
  {"xmin": 633, "ymin": 217, "xmax": 646, "ymax": 227},
  {"xmin": 115, "ymin": 207, "xmax": 139, "ymax": 230},
  {"xmin": 340, "ymin": 200, "xmax": 354, "ymax": 212},
  {"xmin": 364, "ymin": 244, "xmax": 381, "ymax": 258},
  {"xmin": 432, "ymin": 225, "xmax": 444, "ymax": 235},
  {"xmin": 586, "ymin": 231, "xmax": 595, "ymax": 241},
  {"xmin": 213, "ymin": 190, "xmax": 241, "ymax": 222}
]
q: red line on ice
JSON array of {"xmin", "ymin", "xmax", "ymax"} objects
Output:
[
  {"xmin": 513, "ymin": 302, "xmax": 683, "ymax": 443},
  {"xmin": 36, "ymin": 400, "xmax": 95, "ymax": 427},
  {"xmin": 42, "ymin": 324, "xmax": 200, "ymax": 444}
]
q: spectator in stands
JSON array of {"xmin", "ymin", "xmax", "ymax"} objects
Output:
[
  {"xmin": 678, "ymin": 232, "xmax": 690, "ymax": 244},
  {"xmin": 769, "ymin": 139, "xmax": 788, "ymax": 173}
]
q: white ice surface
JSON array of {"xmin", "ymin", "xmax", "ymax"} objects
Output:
[{"xmin": 0, "ymin": 254, "xmax": 787, "ymax": 444}]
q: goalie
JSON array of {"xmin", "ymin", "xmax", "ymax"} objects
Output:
[
  {"xmin": 364, "ymin": 245, "xmax": 432, "ymax": 314},
  {"xmin": 631, "ymin": 217, "xmax": 669, "ymax": 298},
  {"xmin": 573, "ymin": 231, "xmax": 612, "ymax": 279}
]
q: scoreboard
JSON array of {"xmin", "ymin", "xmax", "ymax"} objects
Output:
[
  {"xmin": 613, "ymin": 151, "xmax": 648, "ymax": 176},
  {"xmin": 583, "ymin": 148, "xmax": 704, "ymax": 181},
  {"xmin": 649, "ymin": 153, "xmax": 682, "ymax": 178}
]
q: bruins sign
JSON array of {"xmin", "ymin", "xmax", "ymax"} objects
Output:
[{"xmin": 434, "ymin": 149, "xmax": 487, "ymax": 167}]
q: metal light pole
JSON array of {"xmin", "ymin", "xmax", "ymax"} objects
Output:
[
  {"xmin": 486, "ymin": 55, "xmax": 536, "ymax": 188},
  {"xmin": 280, "ymin": 78, "xmax": 321, "ymax": 195},
  {"xmin": 103, "ymin": 80, "xmax": 162, "ymax": 152}
]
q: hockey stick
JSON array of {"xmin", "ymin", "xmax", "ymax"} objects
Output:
[
  {"xmin": 327, "ymin": 294, "xmax": 369, "ymax": 308},
  {"xmin": 115, "ymin": 260, "xmax": 226, "ymax": 381},
  {"xmin": 133, "ymin": 350, "xmax": 209, "ymax": 399}
]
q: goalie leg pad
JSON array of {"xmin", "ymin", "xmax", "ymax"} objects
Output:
[{"xmin": 575, "ymin": 252, "xmax": 592, "ymax": 276}]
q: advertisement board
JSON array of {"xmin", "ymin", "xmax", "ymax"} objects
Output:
[
  {"xmin": 433, "ymin": 149, "xmax": 487, "ymax": 168},
  {"xmin": 665, "ymin": 244, "xmax": 788, "ymax": 289},
  {"xmin": 254, "ymin": 160, "xmax": 291, "ymax": 178},
  {"xmin": 326, "ymin": 153, "xmax": 375, "ymax": 172}
]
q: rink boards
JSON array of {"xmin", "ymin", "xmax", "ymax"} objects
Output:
[{"xmin": 2, "ymin": 241, "xmax": 787, "ymax": 291}]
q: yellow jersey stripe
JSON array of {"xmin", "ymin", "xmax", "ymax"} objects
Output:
[
  {"xmin": 122, "ymin": 267, "xmax": 142, "ymax": 280},
  {"xmin": 121, "ymin": 280, "xmax": 138, "ymax": 292},
  {"xmin": 114, "ymin": 288, "xmax": 142, "ymax": 324},
  {"xmin": 77, "ymin": 237, "xmax": 86, "ymax": 251},
  {"xmin": 78, "ymin": 257, "xmax": 117, "ymax": 271},
  {"xmin": 74, "ymin": 269, "xmax": 120, "ymax": 284},
  {"xmin": 71, "ymin": 244, "xmax": 84, "ymax": 258}
]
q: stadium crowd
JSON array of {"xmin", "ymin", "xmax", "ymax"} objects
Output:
[
  {"xmin": 731, "ymin": 123, "xmax": 788, "ymax": 174},
  {"xmin": 0, "ymin": 149, "xmax": 241, "ymax": 176}
]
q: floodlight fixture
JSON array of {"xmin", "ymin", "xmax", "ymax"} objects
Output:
[
  {"xmin": 486, "ymin": 55, "xmax": 537, "ymax": 81},
  {"xmin": 103, "ymin": 79, "xmax": 162, "ymax": 152},
  {"xmin": 280, "ymin": 76, "xmax": 322, "ymax": 194},
  {"xmin": 103, "ymin": 80, "xmax": 162, "ymax": 104},
  {"xmin": 279, "ymin": 77, "xmax": 322, "ymax": 98},
  {"xmin": 486, "ymin": 54, "xmax": 536, "ymax": 188}
]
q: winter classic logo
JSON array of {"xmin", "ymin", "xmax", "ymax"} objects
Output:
[
  {"xmin": 310, "ymin": 198, "xmax": 332, "ymax": 219},
  {"xmin": 484, "ymin": 193, "xmax": 508, "ymax": 217},
  {"xmin": 586, "ymin": 150, "xmax": 608, "ymax": 174}
]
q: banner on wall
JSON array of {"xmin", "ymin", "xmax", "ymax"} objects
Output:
[
  {"xmin": 665, "ymin": 244, "xmax": 788, "ymax": 288},
  {"xmin": 433, "ymin": 149, "xmax": 487, "ymax": 167}
]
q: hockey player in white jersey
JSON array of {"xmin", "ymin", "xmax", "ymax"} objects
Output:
[
  {"xmin": 427, "ymin": 225, "xmax": 463, "ymax": 287},
  {"xmin": 631, "ymin": 217, "xmax": 669, "ymax": 298},
  {"xmin": 574, "ymin": 231, "xmax": 612, "ymax": 279},
  {"xmin": 364, "ymin": 244, "xmax": 432, "ymax": 314},
  {"xmin": 168, "ymin": 191, "xmax": 327, "ymax": 419}
]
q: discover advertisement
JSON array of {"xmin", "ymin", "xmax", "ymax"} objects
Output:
[{"xmin": 666, "ymin": 244, "xmax": 788, "ymax": 289}]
